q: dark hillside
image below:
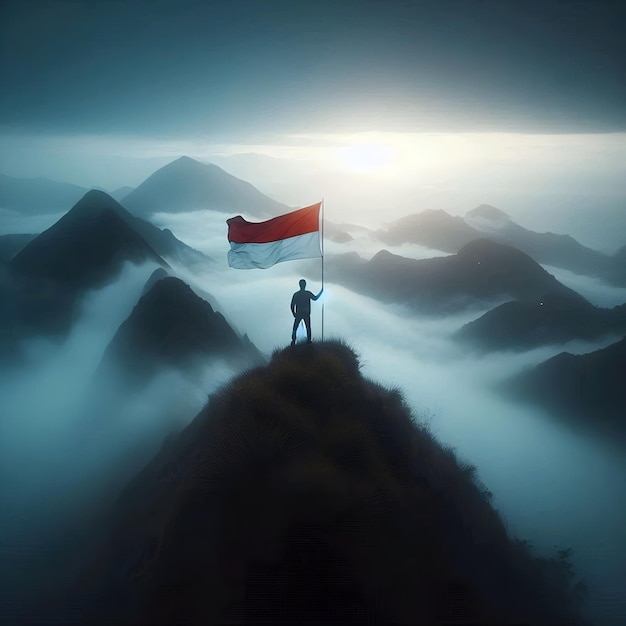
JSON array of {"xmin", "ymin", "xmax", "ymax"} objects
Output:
[
  {"xmin": 458, "ymin": 294, "xmax": 626, "ymax": 351},
  {"xmin": 331, "ymin": 238, "xmax": 586, "ymax": 313},
  {"xmin": 68, "ymin": 342, "xmax": 588, "ymax": 625},
  {"xmin": 0, "ymin": 233, "xmax": 36, "ymax": 262},
  {"xmin": 98, "ymin": 277, "xmax": 262, "ymax": 389},
  {"xmin": 4, "ymin": 191, "xmax": 167, "ymax": 342},
  {"xmin": 505, "ymin": 336, "xmax": 626, "ymax": 442},
  {"xmin": 11, "ymin": 190, "xmax": 166, "ymax": 289}
]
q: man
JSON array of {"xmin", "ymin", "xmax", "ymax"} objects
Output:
[{"xmin": 290, "ymin": 279, "xmax": 323, "ymax": 345}]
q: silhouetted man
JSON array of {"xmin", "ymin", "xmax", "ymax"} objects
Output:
[{"xmin": 291, "ymin": 279, "xmax": 323, "ymax": 345}]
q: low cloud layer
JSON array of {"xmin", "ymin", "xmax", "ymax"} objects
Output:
[
  {"xmin": 1, "ymin": 209, "xmax": 625, "ymax": 624},
  {"xmin": 156, "ymin": 212, "xmax": 626, "ymax": 625}
]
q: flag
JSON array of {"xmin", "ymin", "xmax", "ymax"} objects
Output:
[{"xmin": 227, "ymin": 202, "xmax": 322, "ymax": 269}]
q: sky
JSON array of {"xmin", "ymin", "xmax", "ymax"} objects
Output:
[
  {"xmin": 1, "ymin": 0, "xmax": 625, "ymax": 251},
  {"xmin": 1, "ymin": 0, "xmax": 625, "ymax": 137}
]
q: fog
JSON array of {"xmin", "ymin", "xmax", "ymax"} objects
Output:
[
  {"xmin": 1, "ymin": 208, "xmax": 626, "ymax": 624},
  {"xmin": 0, "ymin": 261, "xmax": 241, "ymax": 620},
  {"xmin": 153, "ymin": 209, "xmax": 626, "ymax": 625},
  {"xmin": 2, "ymin": 131, "xmax": 625, "ymax": 251}
]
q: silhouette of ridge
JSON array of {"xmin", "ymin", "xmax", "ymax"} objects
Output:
[
  {"xmin": 122, "ymin": 155, "xmax": 289, "ymax": 218},
  {"xmin": 331, "ymin": 238, "xmax": 585, "ymax": 313},
  {"xmin": 458, "ymin": 294, "xmax": 626, "ymax": 351},
  {"xmin": 505, "ymin": 336, "xmax": 626, "ymax": 443},
  {"xmin": 0, "ymin": 233, "xmax": 36, "ymax": 262},
  {"xmin": 98, "ymin": 276, "xmax": 262, "ymax": 389},
  {"xmin": 11, "ymin": 190, "xmax": 166, "ymax": 289},
  {"xmin": 0, "ymin": 172, "xmax": 89, "ymax": 215},
  {"xmin": 379, "ymin": 206, "xmax": 619, "ymax": 283},
  {"xmin": 70, "ymin": 341, "xmax": 588, "ymax": 626}
]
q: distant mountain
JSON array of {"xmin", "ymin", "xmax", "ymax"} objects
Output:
[
  {"xmin": 110, "ymin": 185, "xmax": 135, "ymax": 201},
  {"xmin": 325, "ymin": 220, "xmax": 374, "ymax": 244},
  {"xmin": 111, "ymin": 198, "xmax": 210, "ymax": 267},
  {"xmin": 0, "ymin": 172, "xmax": 89, "ymax": 215},
  {"xmin": 0, "ymin": 233, "xmax": 36, "ymax": 262},
  {"xmin": 123, "ymin": 156, "xmax": 290, "ymax": 218},
  {"xmin": 506, "ymin": 336, "xmax": 626, "ymax": 442},
  {"xmin": 140, "ymin": 267, "xmax": 169, "ymax": 296},
  {"xmin": 465, "ymin": 205, "xmax": 612, "ymax": 280},
  {"xmin": 379, "ymin": 209, "xmax": 479, "ymax": 252},
  {"xmin": 3, "ymin": 191, "xmax": 167, "ymax": 342},
  {"xmin": 457, "ymin": 293, "xmax": 626, "ymax": 351},
  {"xmin": 330, "ymin": 239, "xmax": 586, "ymax": 314},
  {"xmin": 69, "ymin": 342, "xmax": 587, "ymax": 625},
  {"xmin": 11, "ymin": 190, "xmax": 165, "ymax": 290},
  {"xmin": 610, "ymin": 245, "xmax": 626, "ymax": 284},
  {"xmin": 8, "ymin": 188, "xmax": 209, "ymax": 267},
  {"xmin": 98, "ymin": 276, "xmax": 262, "ymax": 389},
  {"xmin": 465, "ymin": 203, "xmax": 511, "ymax": 224},
  {"xmin": 378, "ymin": 206, "xmax": 619, "ymax": 284}
]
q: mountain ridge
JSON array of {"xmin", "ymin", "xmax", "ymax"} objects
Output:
[
  {"xmin": 98, "ymin": 276, "xmax": 263, "ymax": 390},
  {"xmin": 505, "ymin": 336, "xmax": 626, "ymax": 443},
  {"xmin": 122, "ymin": 156, "xmax": 290, "ymax": 218},
  {"xmin": 0, "ymin": 172, "xmax": 89, "ymax": 215},
  {"xmin": 458, "ymin": 295, "xmax": 626, "ymax": 351},
  {"xmin": 68, "ymin": 341, "xmax": 588, "ymax": 625},
  {"xmin": 330, "ymin": 238, "xmax": 587, "ymax": 314},
  {"xmin": 378, "ymin": 207, "xmax": 621, "ymax": 284}
]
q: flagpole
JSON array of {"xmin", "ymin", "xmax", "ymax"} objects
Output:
[{"xmin": 321, "ymin": 197, "xmax": 325, "ymax": 342}]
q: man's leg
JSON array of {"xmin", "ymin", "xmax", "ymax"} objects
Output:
[
  {"xmin": 292, "ymin": 316, "xmax": 301, "ymax": 345},
  {"xmin": 304, "ymin": 315, "xmax": 312, "ymax": 343}
]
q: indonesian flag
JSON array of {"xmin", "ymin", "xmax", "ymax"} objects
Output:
[{"xmin": 227, "ymin": 202, "xmax": 322, "ymax": 269}]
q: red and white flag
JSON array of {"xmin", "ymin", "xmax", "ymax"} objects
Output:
[{"xmin": 227, "ymin": 202, "xmax": 322, "ymax": 269}]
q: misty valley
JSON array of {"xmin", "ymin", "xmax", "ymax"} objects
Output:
[{"xmin": 1, "ymin": 157, "xmax": 625, "ymax": 625}]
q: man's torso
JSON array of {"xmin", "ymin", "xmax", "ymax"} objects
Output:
[{"xmin": 292, "ymin": 290, "xmax": 313, "ymax": 316}]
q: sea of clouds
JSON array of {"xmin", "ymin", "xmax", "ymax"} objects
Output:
[{"xmin": 0, "ymin": 206, "xmax": 625, "ymax": 624}]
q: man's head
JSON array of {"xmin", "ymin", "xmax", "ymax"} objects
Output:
[{"xmin": 299, "ymin": 279, "xmax": 306, "ymax": 290}]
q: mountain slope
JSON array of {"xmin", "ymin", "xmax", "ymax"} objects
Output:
[
  {"xmin": 70, "ymin": 342, "xmax": 587, "ymax": 625},
  {"xmin": 123, "ymin": 156, "xmax": 289, "ymax": 218},
  {"xmin": 379, "ymin": 206, "xmax": 618, "ymax": 283},
  {"xmin": 3, "ymin": 191, "xmax": 167, "ymax": 342},
  {"xmin": 11, "ymin": 190, "xmax": 166, "ymax": 290},
  {"xmin": 379, "ymin": 209, "xmax": 480, "ymax": 252},
  {"xmin": 465, "ymin": 205, "xmax": 611, "ymax": 279},
  {"xmin": 98, "ymin": 276, "xmax": 262, "ymax": 389},
  {"xmin": 458, "ymin": 295, "xmax": 626, "ymax": 351},
  {"xmin": 0, "ymin": 233, "xmax": 36, "ymax": 262},
  {"xmin": 330, "ymin": 238, "xmax": 587, "ymax": 313},
  {"xmin": 0, "ymin": 172, "xmax": 89, "ymax": 215},
  {"xmin": 506, "ymin": 336, "xmax": 626, "ymax": 442}
]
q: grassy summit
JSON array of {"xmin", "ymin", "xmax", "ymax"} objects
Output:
[{"xmin": 73, "ymin": 341, "xmax": 588, "ymax": 625}]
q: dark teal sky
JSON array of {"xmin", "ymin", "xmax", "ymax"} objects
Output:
[{"xmin": 1, "ymin": 0, "xmax": 625, "ymax": 138}]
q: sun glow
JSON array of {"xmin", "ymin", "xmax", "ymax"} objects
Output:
[{"xmin": 335, "ymin": 143, "xmax": 394, "ymax": 173}]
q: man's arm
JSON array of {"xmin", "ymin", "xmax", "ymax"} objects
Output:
[
  {"xmin": 312, "ymin": 288, "xmax": 323, "ymax": 301},
  {"xmin": 290, "ymin": 293, "xmax": 296, "ymax": 316}
]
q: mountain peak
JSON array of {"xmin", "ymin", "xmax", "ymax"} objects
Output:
[
  {"xmin": 68, "ymin": 189, "xmax": 121, "ymax": 217},
  {"xmin": 123, "ymin": 157, "xmax": 289, "ymax": 218},
  {"xmin": 11, "ymin": 190, "xmax": 165, "ymax": 289},
  {"xmin": 466, "ymin": 204, "xmax": 511, "ymax": 221},
  {"xmin": 75, "ymin": 340, "xmax": 587, "ymax": 625},
  {"xmin": 98, "ymin": 276, "xmax": 260, "ymax": 388}
]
